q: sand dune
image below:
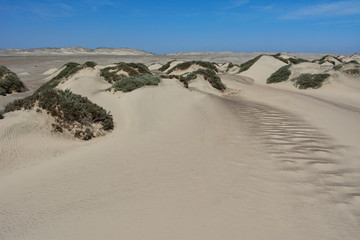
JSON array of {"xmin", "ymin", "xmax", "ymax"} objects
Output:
[
  {"xmin": 0, "ymin": 52, "xmax": 359, "ymax": 239},
  {"xmin": 238, "ymin": 55, "xmax": 287, "ymax": 84}
]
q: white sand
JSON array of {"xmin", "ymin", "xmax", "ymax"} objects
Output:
[
  {"xmin": 238, "ymin": 55, "xmax": 287, "ymax": 84},
  {"xmin": 0, "ymin": 56, "xmax": 359, "ymax": 240},
  {"xmin": 42, "ymin": 68, "xmax": 59, "ymax": 75}
]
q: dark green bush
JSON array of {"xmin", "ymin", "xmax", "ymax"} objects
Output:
[
  {"xmin": 292, "ymin": 73, "xmax": 330, "ymax": 89},
  {"xmin": 273, "ymin": 54, "xmax": 289, "ymax": 64},
  {"xmin": 333, "ymin": 65, "xmax": 342, "ymax": 71},
  {"xmin": 0, "ymin": 65, "xmax": 26, "ymax": 96},
  {"xmin": 238, "ymin": 55, "xmax": 263, "ymax": 73},
  {"xmin": 226, "ymin": 62, "xmax": 240, "ymax": 71},
  {"xmin": 108, "ymin": 74, "xmax": 160, "ymax": 92},
  {"xmin": 4, "ymin": 62, "xmax": 114, "ymax": 140},
  {"xmin": 349, "ymin": 60, "xmax": 359, "ymax": 64},
  {"xmin": 288, "ymin": 58, "xmax": 309, "ymax": 64},
  {"xmin": 84, "ymin": 61, "xmax": 97, "ymax": 68},
  {"xmin": 267, "ymin": 65, "xmax": 292, "ymax": 84},
  {"xmin": 100, "ymin": 62, "xmax": 152, "ymax": 84},
  {"xmin": 159, "ymin": 60, "xmax": 175, "ymax": 72},
  {"xmin": 344, "ymin": 69, "xmax": 360, "ymax": 75},
  {"xmin": 0, "ymin": 110, "xmax": 4, "ymax": 119},
  {"xmin": 166, "ymin": 61, "xmax": 218, "ymax": 74},
  {"xmin": 168, "ymin": 69, "xmax": 225, "ymax": 91}
]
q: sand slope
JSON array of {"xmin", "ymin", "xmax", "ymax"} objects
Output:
[
  {"xmin": 238, "ymin": 55, "xmax": 287, "ymax": 84},
  {"xmin": 0, "ymin": 57, "xmax": 359, "ymax": 240}
]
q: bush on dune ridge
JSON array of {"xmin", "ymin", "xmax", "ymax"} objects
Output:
[
  {"xmin": 237, "ymin": 55, "xmax": 263, "ymax": 73},
  {"xmin": 100, "ymin": 62, "xmax": 152, "ymax": 84},
  {"xmin": 163, "ymin": 68, "xmax": 226, "ymax": 91},
  {"xmin": 108, "ymin": 74, "xmax": 160, "ymax": 93},
  {"xmin": 3, "ymin": 62, "xmax": 114, "ymax": 140},
  {"xmin": 159, "ymin": 60, "xmax": 175, "ymax": 72},
  {"xmin": 267, "ymin": 65, "xmax": 292, "ymax": 84},
  {"xmin": 292, "ymin": 73, "xmax": 330, "ymax": 89},
  {"xmin": 166, "ymin": 61, "xmax": 218, "ymax": 74},
  {"xmin": 0, "ymin": 65, "xmax": 26, "ymax": 96}
]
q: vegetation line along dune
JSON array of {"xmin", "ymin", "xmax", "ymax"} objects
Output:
[
  {"xmin": 3, "ymin": 61, "xmax": 114, "ymax": 140},
  {"xmin": 0, "ymin": 65, "xmax": 27, "ymax": 96}
]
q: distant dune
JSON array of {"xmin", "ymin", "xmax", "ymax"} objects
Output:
[{"xmin": 0, "ymin": 47, "xmax": 154, "ymax": 56}]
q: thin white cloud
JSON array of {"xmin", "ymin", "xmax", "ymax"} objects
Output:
[
  {"xmin": 223, "ymin": 0, "xmax": 249, "ymax": 10},
  {"xmin": 284, "ymin": 1, "xmax": 360, "ymax": 19}
]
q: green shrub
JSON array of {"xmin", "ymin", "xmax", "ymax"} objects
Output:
[
  {"xmin": 226, "ymin": 62, "xmax": 240, "ymax": 71},
  {"xmin": 0, "ymin": 110, "xmax": 4, "ymax": 119},
  {"xmin": 0, "ymin": 65, "xmax": 26, "ymax": 96},
  {"xmin": 344, "ymin": 69, "xmax": 360, "ymax": 75},
  {"xmin": 288, "ymin": 58, "xmax": 309, "ymax": 64},
  {"xmin": 84, "ymin": 61, "xmax": 97, "ymax": 68},
  {"xmin": 108, "ymin": 74, "xmax": 160, "ymax": 92},
  {"xmin": 267, "ymin": 65, "xmax": 292, "ymax": 84},
  {"xmin": 238, "ymin": 55, "xmax": 263, "ymax": 73},
  {"xmin": 168, "ymin": 69, "xmax": 225, "ymax": 91},
  {"xmin": 159, "ymin": 60, "xmax": 175, "ymax": 71},
  {"xmin": 100, "ymin": 62, "xmax": 152, "ymax": 84},
  {"xmin": 166, "ymin": 61, "xmax": 218, "ymax": 74},
  {"xmin": 292, "ymin": 73, "xmax": 330, "ymax": 89},
  {"xmin": 3, "ymin": 62, "xmax": 114, "ymax": 140},
  {"xmin": 333, "ymin": 65, "xmax": 342, "ymax": 71},
  {"xmin": 273, "ymin": 54, "xmax": 289, "ymax": 64}
]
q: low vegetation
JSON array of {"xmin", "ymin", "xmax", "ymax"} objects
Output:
[
  {"xmin": 159, "ymin": 60, "xmax": 175, "ymax": 72},
  {"xmin": 163, "ymin": 68, "xmax": 226, "ymax": 91},
  {"xmin": 0, "ymin": 65, "xmax": 26, "ymax": 96},
  {"xmin": 226, "ymin": 62, "xmax": 240, "ymax": 71},
  {"xmin": 267, "ymin": 65, "xmax": 292, "ymax": 84},
  {"xmin": 3, "ymin": 62, "xmax": 114, "ymax": 140},
  {"xmin": 238, "ymin": 55, "xmax": 263, "ymax": 73},
  {"xmin": 292, "ymin": 73, "xmax": 330, "ymax": 89},
  {"xmin": 0, "ymin": 110, "xmax": 3, "ymax": 119},
  {"xmin": 166, "ymin": 61, "xmax": 218, "ymax": 74},
  {"xmin": 108, "ymin": 74, "xmax": 160, "ymax": 92},
  {"xmin": 84, "ymin": 61, "xmax": 97, "ymax": 68},
  {"xmin": 100, "ymin": 62, "xmax": 152, "ymax": 84},
  {"xmin": 288, "ymin": 58, "xmax": 309, "ymax": 64},
  {"xmin": 317, "ymin": 55, "xmax": 342, "ymax": 65},
  {"xmin": 272, "ymin": 54, "xmax": 289, "ymax": 64}
]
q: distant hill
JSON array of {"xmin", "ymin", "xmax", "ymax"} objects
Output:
[{"xmin": 0, "ymin": 47, "xmax": 154, "ymax": 56}]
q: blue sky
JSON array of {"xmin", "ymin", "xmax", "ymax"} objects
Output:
[{"xmin": 0, "ymin": 0, "xmax": 359, "ymax": 54}]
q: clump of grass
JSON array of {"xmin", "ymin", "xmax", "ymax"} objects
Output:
[
  {"xmin": 0, "ymin": 110, "xmax": 4, "ymax": 119},
  {"xmin": 3, "ymin": 62, "xmax": 114, "ymax": 140},
  {"xmin": 108, "ymin": 74, "xmax": 160, "ymax": 92},
  {"xmin": 226, "ymin": 62, "xmax": 240, "ymax": 71},
  {"xmin": 292, "ymin": 73, "xmax": 330, "ymax": 89},
  {"xmin": 0, "ymin": 65, "xmax": 27, "ymax": 96},
  {"xmin": 333, "ymin": 65, "xmax": 343, "ymax": 71},
  {"xmin": 317, "ymin": 55, "xmax": 342, "ymax": 65},
  {"xmin": 166, "ymin": 68, "xmax": 226, "ymax": 91},
  {"xmin": 344, "ymin": 69, "xmax": 360, "ymax": 75},
  {"xmin": 159, "ymin": 60, "xmax": 176, "ymax": 72},
  {"xmin": 349, "ymin": 60, "xmax": 359, "ymax": 64},
  {"xmin": 267, "ymin": 65, "xmax": 292, "ymax": 84},
  {"xmin": 100, "ymin": 62, "xmax": 152, "ymax": 84},
  {"xmin": 84, "ymin": 61, "xmax": 97, "ymax": 68},
  {"xmin": 288, "ymin": 58, "xmax": 309, "ymax": 64},
  {"xmin": 238, "ymin": 55, "xmax": 263, "ymax": 73},
  {"xmin": 166, "ymin": 61, "xmax": 218, "ymax": 74},
  {"xmin": 272, "ymin": 53, "xmax": 289, "ymax": 64}
]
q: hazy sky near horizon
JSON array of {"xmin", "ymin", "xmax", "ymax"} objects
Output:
[{"xmin": 0, "ymin": 0, "xmax": 359, "ymax": 54}]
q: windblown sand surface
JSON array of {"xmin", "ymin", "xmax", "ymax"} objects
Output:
[{"xmin": 0, "ymin": 52, "xmax": 359, "ymax": 239}]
